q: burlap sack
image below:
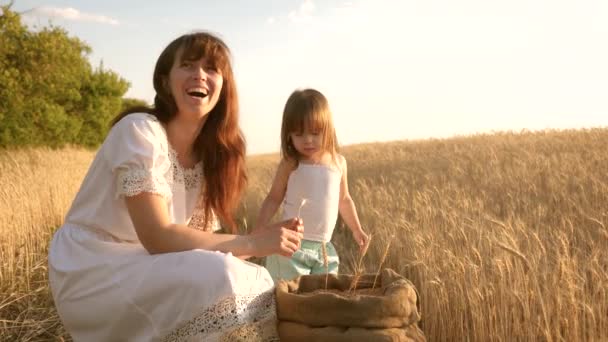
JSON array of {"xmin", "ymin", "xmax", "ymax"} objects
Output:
[
  {"xmin": 277, "ymin": 321, "xmax": 426, "ymax": 342},
  {"xmin": 275, "ymin": 268, "xmax": 421, "ymax": 329}
]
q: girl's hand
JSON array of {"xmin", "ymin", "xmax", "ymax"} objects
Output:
[
  {"xmin": 352, "ymin": 228, "xmax": 369, "ymax": 251},
  {"xmin": 250, "ymin": 218, "xmax": 303, "ymax": 257}
]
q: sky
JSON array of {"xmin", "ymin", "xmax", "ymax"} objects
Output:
[{"xmin": 11, "ymin": 0, "xmax": 608, "ymax": 154}]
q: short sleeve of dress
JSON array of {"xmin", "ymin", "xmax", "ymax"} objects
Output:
[{"xmin": 102, "ymin": 113, "xmax": 173, "ymax": 200}]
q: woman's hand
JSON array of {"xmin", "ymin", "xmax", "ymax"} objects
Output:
[{"xmin": 249, "ymin": 218, "xmax": 303, "ymax": 257}]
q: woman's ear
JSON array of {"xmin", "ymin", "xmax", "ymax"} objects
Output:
[{"xmin": 161, "ymin": 77, "xmax": 171, "ymax": 95}]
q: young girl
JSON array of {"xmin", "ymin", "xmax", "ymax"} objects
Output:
[{"xmin": 254, "ymin": 88, "xmax": 369, "ymax": 282}]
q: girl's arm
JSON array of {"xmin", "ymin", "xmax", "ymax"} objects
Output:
[
  {"xmin": 253, "ymin": 158, "xmax": 295, "ymax": 232},
  {"xmin": 337, "ymin": 155, "xmax": 369, "ymax": 250},
  {"xmin": 126, "ymin": 192, "xmax": 303, "ymax": 256}
]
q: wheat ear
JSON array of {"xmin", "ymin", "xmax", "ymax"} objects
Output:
[
  {"xmin": 372, "ymin": 234, "xmax": 394, "ymax": 289},
  {"xmin": 348, "ymin": 233, "xmax": 372, "ymax": 292}
]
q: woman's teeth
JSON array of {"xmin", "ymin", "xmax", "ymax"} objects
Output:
[{"xmin": 187, "ymin": 88, "xmax": 208, "ymax": 98}]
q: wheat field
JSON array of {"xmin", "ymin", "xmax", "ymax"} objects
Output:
[{"xmin": 1, "ymin": 128, "xmax": 607, "ymax": 341}]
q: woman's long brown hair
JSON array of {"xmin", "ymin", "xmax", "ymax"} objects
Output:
[{"xmin": 112, "ymin": 32, "xmax": 247, "ymax": 233}]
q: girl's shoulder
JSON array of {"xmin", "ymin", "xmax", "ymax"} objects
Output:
[
  {"xmin": 276, "ymin": 157, "xmax": 298, "ymax": 176},
  {"xmin": 335, "ymin": 153, "xmax": 346, "ymax": 165},
  {"xmin": 280, "ymin": 157, "xmax": 298, "ymax": 170},
  {"xmin": 334, "ymin": 153, "xmax": 347, "ymax": 174},
  {"xmin": 322, "ymin": 152, "xmax": 345, "ymax": 170}
]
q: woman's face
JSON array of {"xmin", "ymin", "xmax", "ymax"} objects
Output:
[{"xmin": 167, "ymin": 48, "xmax": 224, "ymax": 119}]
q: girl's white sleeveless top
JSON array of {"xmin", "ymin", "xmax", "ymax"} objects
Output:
[{"xmin": 282, "ymin": 163, "xmax": 342, "ymax": 242}]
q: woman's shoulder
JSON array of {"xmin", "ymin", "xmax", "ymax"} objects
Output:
[
  {"xmin": 102, "ymin": 112, "xmax": 170, "ymax": 160},
  {"xmin": 114, "ymin": 113, "xmax": 164, "ymax": 132},
  {"xmin": 110, "ymin": 113, "xmax": 167, "ymax": 143}
]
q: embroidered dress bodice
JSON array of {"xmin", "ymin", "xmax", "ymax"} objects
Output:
[
  {"xmin": 63, "ymin": 113, "xmax": 217, "ymax": 241},
  {"xmin": 282, "ymin": 163, "xmax": 342, "ymax": 242}
]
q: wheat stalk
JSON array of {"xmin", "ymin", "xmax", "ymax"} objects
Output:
[
  {"xmin": 495, "ymin": 241, "xmax": 550, "ymax": 338},
  {"xmin": 297, "ymin": 198, "xmax": 308, "ymax": 218},
  {"xmin": 372, "ymin": 234, "xmax": 394, "ymax": 289},
  {"xmin": 495, "ymin": 241, "xmax": 531, "ymax": 271},
  {"xmin": 348, "ymin": 233, "xmax": 372, "ymax": 293},
  {"xmin": 322, "ymin": 242, "xmax": 329, "ymax": 289}
]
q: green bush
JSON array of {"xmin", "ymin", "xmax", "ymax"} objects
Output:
[{"xmin": 0, "ymin": 4, "xmax": 143, "ymax": 148}]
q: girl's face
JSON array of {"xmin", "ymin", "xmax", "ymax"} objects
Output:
[
  {"xmin": 290, "ymin": 127, "xmax": 323, "ymax": 160},
  {"xmin": 168, "ymin": 49, "xmax": 223, "ymax": 119}
]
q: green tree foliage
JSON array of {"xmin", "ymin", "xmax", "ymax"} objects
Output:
[
  {"xmin": 0, "ymin": 4, "xmax": 141, "ymax": 148},
  {"xmin": 121, "ymin": 97, "xmax": 149, "ymax": 112}
]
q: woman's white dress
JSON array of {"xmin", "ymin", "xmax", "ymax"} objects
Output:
[{"xmin": 48, "ymin": 113, "xmax": 279, "ymax": 342}]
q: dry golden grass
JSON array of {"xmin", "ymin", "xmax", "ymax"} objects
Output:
[
  {"xmin": 2, "ymin": 128, "xmax": 608, "ymax": 341},
  {"xmin": 0, "ymin": 147, "xmax": 94, "ymax": 341}
]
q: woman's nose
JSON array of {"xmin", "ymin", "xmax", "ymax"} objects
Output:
[{"xmin": 192, "ymin": 67, "xmax": 207, "ymax": 81}]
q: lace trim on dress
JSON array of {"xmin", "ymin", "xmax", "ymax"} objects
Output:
[
  {"xmin": 187, "ymin": 207, "xmax": 221, "ymax": 232},
  {"xmin": 116, "ymin": 168, "xmax": 172, "ymax": 200},
  {"xmin": 134, "ymin": 113, "xmax": 202, "ymax": 191},
  {"xmin": 161, "ymin": 290, "xmax": 279, "ymax": 342},
  {"xmin": 116, "ymin": 147, "xmax": 203, "ymax": 199},
  {"xmin": 168, "ymin": 147, "xmax": 202, "ymax": 191},
  {"xmin": 219, "ymin": 312, "xmax": 280, "ymax": 342}
]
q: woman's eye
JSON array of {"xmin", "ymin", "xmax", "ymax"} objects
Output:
[{"xmin": 181, "ymin": 61, "xmax": 193, "ymax": 68}]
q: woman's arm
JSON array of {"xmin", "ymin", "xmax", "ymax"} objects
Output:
[
  {"xmin": 126, "ymin": 192, "xmax": 303, "ymax": 256},
  {"xmin": 253, "ymin": 158, "xmax": 294, "ymax": 231},
  {"xmin": 337, "ymin": 156, "xmax": 369, "ymax": 249}
]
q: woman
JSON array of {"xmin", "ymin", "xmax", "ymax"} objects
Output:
[{"xmin": 48, "ymin": 31, "xmax": 303, "ymax": 341}]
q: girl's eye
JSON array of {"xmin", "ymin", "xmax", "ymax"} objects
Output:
[
  {"xmin": 293, "ymin": 133, "xmax": 303, "ymax": 137},
  {"xmin": 181, "ymin": 61, "xmax": 193, "ymax": 68},
  {"xmin": 205, "ymin": 65, "xmax": 219, "ymax": 72}
]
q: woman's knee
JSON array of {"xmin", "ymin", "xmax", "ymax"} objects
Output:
[{"xmin": 169, "ymin": 250, "xmax": 233, "ymax": 290}]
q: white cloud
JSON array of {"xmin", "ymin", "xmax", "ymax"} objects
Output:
[
  {"xmin": 288, "ymin": 0, "xmax": 315, "ymax": 23},
  {"xmin": 300, "ymin": 0, "xmax": 315, "ymax": 13},
  {"xmin": 26, "ymin": 6, "xmax": 119, "ymax": 26},
  {"xmin": 264, "ymin": 0, "xmax": 323, "ymax": 25},
  {"xmin": 333, "ymin": 1, "xmax": 358, "ymax": 12}
]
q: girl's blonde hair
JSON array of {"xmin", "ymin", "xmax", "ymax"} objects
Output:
[{"xmin": 280, "ymin": 88, "xmax": 339, "ymax": 163}]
